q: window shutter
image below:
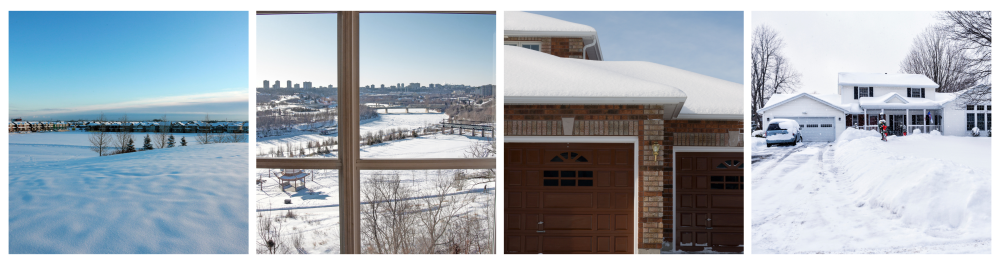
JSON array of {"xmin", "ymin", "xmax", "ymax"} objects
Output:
[
  {"xmin": 869, "ymin": 87, "xmax": 873, "ymax": 97},
  {"xmin": 854, "ymin": 86, "xmax": 858, "ymax": 99},
  {"xmin": 907, "ymin": 88, "xmax": 911, "ymax": 97},
  {"xmin": 921, "ymin": 88, "xmax": 925, "ymax": 98}
]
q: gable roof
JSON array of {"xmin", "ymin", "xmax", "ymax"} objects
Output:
[
  {"xmin": 838, "ymin": 72, "xmax": 940, "ymax": 88},
  {"xmin": 758, "ymin": 92, "xmax": 851, "ymax": 114}
]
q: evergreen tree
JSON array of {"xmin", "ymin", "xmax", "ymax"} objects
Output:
[
  {"xmin": 126, "ymin": 138, "xmax": 136, "ymax": 153},
  {"xmin": 181, "ymin": 136, "xmax": 188, "ymax": 146},
  {"xmin": 143, "ymin": 134, "xmax": 153, "ymax": 150},
  {"xmin": 167, "ymin": 135, "xmax": 176, "ymax": 148}
]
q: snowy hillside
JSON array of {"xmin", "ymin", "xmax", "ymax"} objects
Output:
[
  {"xmin": 752, "ymin": 129, "xmax": 990, "ymax": 253},
  {"xmin": 9, "ymin": 141, "xmax": 249, "ymax": 253}
]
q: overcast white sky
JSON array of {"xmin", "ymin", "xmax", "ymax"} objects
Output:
[{"xmin": 752, "ymin": 11, "xmax": 940, "ymax": 94}]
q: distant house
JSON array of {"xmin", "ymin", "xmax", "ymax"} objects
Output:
[{"xmin": 758, "ymin": 72, "xmax": 991, "ymax": 140}]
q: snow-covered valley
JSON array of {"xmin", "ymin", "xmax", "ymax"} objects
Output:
[
  {"xmin": 9, "ymin": 132, "xmax": 249, "ymax": 253},
  {"xmin": 751, "ymin": 129, "xmax": 991, "ymax": 253}
]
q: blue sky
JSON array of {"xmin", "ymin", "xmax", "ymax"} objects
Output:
[
  {"xmin": 9, "ymin": 11, "xmax": 249, "ymax": 121},
  {"xmin": 257, "ymin": 13, "xmax": 496, "ymax": 88},
  {"xmin": 530, "ymin": 11, "xmax": 744, "ymax": 84}
]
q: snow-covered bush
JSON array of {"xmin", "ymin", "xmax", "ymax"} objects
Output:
[
  {"xmin": 752, "ymin": 130, "xmax": 765, "ymax": 138},
  {"xmin": 930, "ymin": 130, "xmax": 942, "ymax": 136},
  {"xmin": 971, "ymin": 127, "xmax": 980, "ymax": 137},
  {"xmin": 913, "ymin": 128, "xmax": 921, "ymax": 134}
]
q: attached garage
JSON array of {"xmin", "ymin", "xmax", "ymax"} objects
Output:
[
  {"xmin": 674, "ymin": 152, "xmax": 744, "ymax": 252},
  {"xmin": 775, "ymin": 117, "xmax": 837, "ymax": 142},
  {"xmin": 505, "ymin": 143, "xmax": 634, "ymax": 254}
]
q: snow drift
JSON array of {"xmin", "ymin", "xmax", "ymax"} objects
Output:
[{"xmin": 833, "ymin": 128, "xmax": 990, "ymax": 239}]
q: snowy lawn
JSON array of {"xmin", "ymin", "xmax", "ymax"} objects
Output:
[
  {"xmin": 752, "ymin": 129, "xmax": 990, "ymax": 253},
  {"xmin": 9, "ymin": 135, "xmax": 248, "ymax": 254},
  {"xmin": 256, "ymin": 113, "xmax": 448, "ymax": 156}
]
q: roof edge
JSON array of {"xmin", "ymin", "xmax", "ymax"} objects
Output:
[
  {"xmin": 505, "ymin": 96, "xmax": 686, "ymax": 105},
  {"xmin": 757, "ymin": 93, "xmax": 849, "ymax": 114}
]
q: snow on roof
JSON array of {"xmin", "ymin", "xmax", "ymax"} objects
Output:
[
  {"xmin": 505, "ymin": 46, "xmax": 686, "ymax": 103},
  {"xmin": 593, "ymin": 61, "xmax": 743, "ymax": 116},
  {"xmin": 759, "ymin": 92, "xmax": 854, "ymax": 114},
  {"xmin": 504, "ymin": 11, "xmax": 596, "ymax": 35},
  {"xmin": 859, "ymin": 92, "xmax": 954, "ymax": 109},
  {"xmin": 838, "ymin": 72, "xmax": 940, "ymax": 88}
]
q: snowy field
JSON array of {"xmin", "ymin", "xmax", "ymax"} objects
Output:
[
  {"xmin": 10, "ymin": 131, "xmax": 211, "ymax": 163},
  {"xmin": 254, "ymin": 113, "xmax": 495, "ymax": 254},
  {"xmin": 751, "ymin": 129, "xmax": 991, "ymax": 253},
  {"xmin": 256, "ymin": 112, "xmax": 448, "ymax": 157},
  {"xmin": 9, "ymin": 135, "xmax": 249, "ymax": 254}
]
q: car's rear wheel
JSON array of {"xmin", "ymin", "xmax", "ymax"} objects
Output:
[{"xmin": 766, "ymin": 143, "xmax": 772, "ymax": 147}]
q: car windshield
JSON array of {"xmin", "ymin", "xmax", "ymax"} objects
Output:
[{"xmin": 767, "ymin": 123, "xmax": 783, "ymax": 131}]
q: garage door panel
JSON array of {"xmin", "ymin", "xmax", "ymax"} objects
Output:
[
  {"xmin": 506, "ymin": 143, "xmax": 633, "ymax": 254},
  {"xmin": 545, "ymin": 214, "xmax": 595, "ymax": 231},
  {"xmin": 711, "ymin": 194, "xmax": 743, "ymax": 209},
  {"xmin": 506, "ymin": 235, "xmax": 521, "ymax": 253},
  {"xmin": 508, "ymin": 170, "xmax": 522, "ymax": 186},
  {"xmin": 710, "ymin": 213, "xmax": 743, "ymax": 227},
  {"xmin": 508, "ymin": 191, "xmax": 522, "ymax": 208},
  {"xmin": 776, "ymin": 117, "xmax": 836, "ymax": 142},
  {"xmin": 507, "ymin": 149, "xmax": 523, "ymax": 164},
  {"xmin": 712, "ymin": 232, "xmax": 743, "ymax": 246},
  {"xmin": 543, "ymin": 192, "xmax": 594, "ymax": 208},
  {"xmin": 543, "ymin": 236, "xmax": 594, "ymax": 253}
]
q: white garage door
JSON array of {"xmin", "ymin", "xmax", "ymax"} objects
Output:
[{"xmin": 776, "ymin": 117, "xmax": 836, "ymax": 142}]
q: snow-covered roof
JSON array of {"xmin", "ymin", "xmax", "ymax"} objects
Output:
[
  {"xmin": 505, "ymin": 11, "xmax": 603, "ymax": 60},
  {"xmin": 759, "ymin": 92, "xmax": 854, "ymax": 114},
  {"xmin": 505, "ymin": 46, "xmax": 743, "ymax": 117},
  {"xmin": 504, "ymin": 11, "xmax": 596, "ymax": 35},
  {"xmin": 838, "ymin": 72, "xmax": 940, "ymax": 89}
]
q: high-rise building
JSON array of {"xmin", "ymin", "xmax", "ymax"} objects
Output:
[
  {"xmin": 294, "ymin": 84, "xmax": 300, "ymax": 89},
  {"xmin": 380, "ymin": 84, "xmax": 385, "ymax": 89},
  {"xmin": 274, "ymin": 80, "xmax": 281, "ymax": 89},
  {"xmin": 303, "ymin": 81, "xmax": 312, "ymax": 89},
  {"xmin": 287, "ymin": 80, "xmax": 292, "ymax": 89},
  {"xmin": 263, "ymin": 80, "xmax": 270, "ymax": 89}
]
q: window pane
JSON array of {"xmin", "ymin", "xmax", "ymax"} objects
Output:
[
  {"xmin": 361, "ymin": 169, "xmax": 495, "ymax": 254},
  {"xmin": 256, "ymin": 13, "xmax": 339, "ymax": 158},
  {"xmin": 256, "ymin": 168, "xmax": 340, "ymax": 254},
  {"xmin": 359, "ymin": 13, "xmax": 496, "ymax": 158}
]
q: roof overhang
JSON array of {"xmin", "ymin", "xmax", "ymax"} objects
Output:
[{"xmin": 505, "ymin": 97, "xmax": 686, "ymax": 119}]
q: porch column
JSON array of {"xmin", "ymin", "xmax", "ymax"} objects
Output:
[{"xmin": 864, "ymin": 109, "xmax": 867, "ymax": 129}]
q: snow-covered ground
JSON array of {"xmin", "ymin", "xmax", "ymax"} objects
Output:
[
  {"xmin": 10, "ymin": 131, "xmax": 211, "ymax": 163},
  {"xmin": 752, "ymin": 129, "xmax": 991, "ymax": 253},
  {"xmin": 254, "ymin": 112, "xmax": 495, "ymax": 254},
  {"xmin": 9, "ymin": 134, "xmax": 249, "ymax": 254}
]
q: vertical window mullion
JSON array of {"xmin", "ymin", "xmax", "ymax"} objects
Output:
[{"xmin": 337, "ymin": 11, "xmax": 362, "ymax": 254}]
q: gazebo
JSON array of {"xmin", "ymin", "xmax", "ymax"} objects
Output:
[{"xmin": 276, "ymin": 169, "xmax": 309, "ymax": 192}]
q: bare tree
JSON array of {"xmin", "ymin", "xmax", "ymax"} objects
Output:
[
  {"xmin": 154, "ymin": 115, "xmax": 169, "ymax": 149},
  {"xmin": 197, "ymin": 114, "xmax": 212, "ymax": 145},
  {"xmin": 113, "ymin": 114, "xmax": 133, "ymax": 155},
  {"xmin": 938, "ymin": 11, "xmax": 991, "ymax": 105},
  {"xmin": 750, "ymin": 25, "xmax": 801, "ymax": 130},
  {"xmin": 361, "ymin": 172, "xmax": 417, "ymax": 254},
  {"xmin": 417, "ymin": 171, "xmax": 474, "ymax": 253},
  {"xmin": 900, "ymin": 26, "xmax": 978, "ymax": 93},
  {"xmin": 88, "ymin": 112, "xmax": 111, "ymax": 156}
]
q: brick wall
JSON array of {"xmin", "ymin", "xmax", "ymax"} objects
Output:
[
  {"xmin": 504, "ymin": 37, "xmax": 585, "ymax": 59},
  {"xmin": 660, "ymin": 120, "xmax": 744, "ymax": 247}
]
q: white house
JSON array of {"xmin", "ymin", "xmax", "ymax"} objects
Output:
[{"xmin": 758, "ymin": 72, "xmax": 991, "ymax": 141}]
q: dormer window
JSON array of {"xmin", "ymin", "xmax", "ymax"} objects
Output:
[
  {"xmin": 505, "ymin": 41, "xmax": 541, "ymax": 51},
  {"xmin": 907, "ymin": 88, "xmax": 925, "ymax": 98},
  {"xmin": 854, "ymin": 86, "xmax": 873, "ymax": 99}
]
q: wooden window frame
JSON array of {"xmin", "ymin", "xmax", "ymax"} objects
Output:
[{"xmin": 255, "ymin": 11, "xmax": 496, "ymax": 254}]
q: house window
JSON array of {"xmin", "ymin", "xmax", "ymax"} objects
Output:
[
  {"xmin": 977, "ymin": 105, "xmax": 985, "ymax": 110},
  {"xmin": 967, "ymin": 113, "xmax": 976, "ymax": 130},
  {"xmin": 504, "ymin": 41, "xmax": 541, "ymax": 51},
  {"xmin": 911, "ymin": 115, "xmax": 924, "ymax": 125},
  {"xmin": 977, "ymin": 113, "xmax": 985, "ymax": 130},
  {"xmin": 989, "ymin": 113, "xmax": 992, "ymax": 131},
  {"xmin": 967, "ymin": 105, "xmax": 975, "ymax": 110},
  {"xmin": 857, "ymin": 87, "xmax": 871, "ymax": 97},
  {"xmin": 907, "ymin": 88, "xmax": 924, "ymax": 98}
]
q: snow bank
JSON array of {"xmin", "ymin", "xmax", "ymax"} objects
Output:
[
  {"xmin": 833, "ymin": 129, "xmax": 990, "ymax": 241},
  {"xmin": 9, "ymin": 143, "xmax": 249, "ymax": 253}
]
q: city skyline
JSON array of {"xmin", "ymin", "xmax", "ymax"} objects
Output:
[
  {"xmin": 9, "ymin": 11, "xmax": 249, "ymax": 121},
  {"xmin": 257, "ymin": 13, "xmax": 496, "ymax": 88}
]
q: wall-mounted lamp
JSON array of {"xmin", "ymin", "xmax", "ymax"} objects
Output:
[{"xmin": 652, "ymin": 142, "xmax": 661, "ymax": 161}]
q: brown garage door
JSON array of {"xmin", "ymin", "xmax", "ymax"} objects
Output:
[
  {"xmin": 675, "ymin": 152, "xmax": 744, "ymax": 253},
  {"xmin": 505, "ymin": 143, "xmax": 634, "ymax": 254}
]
